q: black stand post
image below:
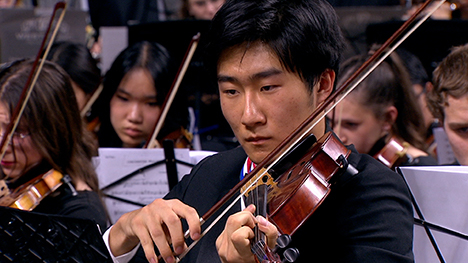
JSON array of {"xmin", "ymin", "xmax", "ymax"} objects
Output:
[
  {"xmin": 101, "ymin": 145, "xmax": 194, "ymax": 207},
  {"xmin": 163, "ymin": 140, "xmax": 179, "ymax": 191}
]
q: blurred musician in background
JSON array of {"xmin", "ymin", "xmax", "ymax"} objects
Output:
[
  {"xmin": 403, "ymin": 0, "xmax": 455, "ymax": 20},
  {"xmin": 93, "ymin": 41, "xmax": 191, "ymax": 148},
  {"xmin": 453, "ymin": 0, "xmax": 468, "ymax": 19},
  {"xmin": 396, "ymin": 48, "xmax": 439, "ymax": 159},
  {"xmin": 427, "ymin": 43, "xmax": 468, "ymax": 165},
  {"xmin": 45, "ymin": 41, "xmax": 102, "ymax": 135},
  {"xmin": 328, "ymin": 48, "xmax": 438, "ymax": 167},
  {"xmin": 179, "ymin": 0, "xmax": 225, "ymax": 20},
  {"xmin": 0, "ymin": 59, "xmax": 107, "ymax": 231},
  {"xmin": 0, "ymin": 0, "xmax": 22, "ymax": 8},
  {"xmin": 46, "ymin": 41, "xmax": 102, "ymax": 112}
]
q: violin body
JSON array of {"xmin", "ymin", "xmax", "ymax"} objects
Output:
[
  {"xmin": 372, "ymin": 136, "xmax": 409, "ymax": 169},
  {"xmin": 242, "ymin": 132, "xmax": 351, "ymax": 236},
  {"xmin": 267, "ymin": 132, "xmax": 351, "ymax": 235},
  {"xmin": 0, "ymin": 169, "xmax": 63, "ymax": 211},
  {"xmin": 241, "ymin": 132, "xmax": 351, "ymax": 262},
  {"xmin": 159, "ymin": 126, "xmax": 193, "ymax": 149}
]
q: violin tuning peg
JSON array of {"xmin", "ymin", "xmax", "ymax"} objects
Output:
[
  {"xmin": 282, "ymin": 247, "xmax": 300, "ymax": 263},
  {"xmin": 276, "ymin": 234, "xmax": 292, "ymax": 249}
]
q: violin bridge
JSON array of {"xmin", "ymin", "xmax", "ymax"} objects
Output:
[{"xmin": 241, "ymin": 168, "xmax": 277, "ymax": 197}]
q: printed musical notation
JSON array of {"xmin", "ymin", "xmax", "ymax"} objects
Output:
[{"xmin": 94, "ymin": 148, "xmax": 193, "ymax": 223}]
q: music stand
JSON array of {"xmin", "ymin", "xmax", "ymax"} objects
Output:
[
  {"xmin": 0, "ymin": 206, "xmax": 112, "ymax": 262},
  {"xmin": 97, "ymin": 142, "xmax": 195, "ymax": 223},
  {"xmin": 397, "ymin": 166, "xmax": 468, "ymax": 263}
]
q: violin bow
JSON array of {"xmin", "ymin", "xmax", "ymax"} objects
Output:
[
  {"xmin": 144, "ymin": 33, "xmax": 201, "ymax": 149},
  {"xmin": 80, "ymin": 83, "xmax": 103, "ymax": 118},
  {"xmin": 0, "ymin": 2, "xmax": 68, "ymax": 162},
  {"xmin": 173, "ymin": 0, "xmax": 447, "ymax": 261}
]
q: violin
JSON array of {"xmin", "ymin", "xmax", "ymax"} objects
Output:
[
  {"xmin": 158, "ymin": 126, "xmax": 193, "ymax": 149},
  {"xmin": 243, "ymin": 132, "xmax": 351, "ymax": 262},
  {"xmin": 0, "ymin": 170, "xmax": 63, "ymax": 211},
  {"xmin": 370, "ymin": 135, "xmax": 409, "ymax": 169},
  {"xmin": 164, "ymin": 1, "xmax": 446, "ymax": 261},
  {"xmin": 0, "ymin": 3, "xmax": 68, "ymax": 210}
]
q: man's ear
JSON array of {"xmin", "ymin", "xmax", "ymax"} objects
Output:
[{"xmin": 316, "ymin": 69, "xmax": 335, "ymax": 106}]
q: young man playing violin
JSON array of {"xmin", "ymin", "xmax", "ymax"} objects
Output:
[{"xmin": 104, "ymin": 0, "xmax": 414, "ymax": 262}]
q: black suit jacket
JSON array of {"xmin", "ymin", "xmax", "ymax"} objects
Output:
[{"xmin": 133, "ymin": 142, "xmax": 414, "ymax": 262}]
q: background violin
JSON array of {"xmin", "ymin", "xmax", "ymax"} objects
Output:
[
  {"xmin": 370, "ymin": 135, "xmax": 409, "ymax": 169},
  {"xmin": 0, "ymin": 169, "xmax": 63, "ymax": 211}
]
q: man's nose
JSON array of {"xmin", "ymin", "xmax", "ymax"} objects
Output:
[{"xmin": 241, "ymin": 95, "xmax": 266, "ymax": 127}]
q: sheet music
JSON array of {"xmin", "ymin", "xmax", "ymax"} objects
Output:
[
  {"xmin": 399, "ymin": 166, "xmax": 468, "ymax": 263},
  {"xmin": 94, "ymin": 148, "xmax": 216, "ymax": 223}
]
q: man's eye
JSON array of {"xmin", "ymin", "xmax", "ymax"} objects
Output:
[
  {"xmin": 456, "ymin": 127, "xmax": 468, "ymax": 136},
  {"xmin": 223, "ymin": 89, "xmax": 238, "ymax": 95},
  {"xmin": 260, "ymin": 85, "xmax": 274, "ymax": 91}
]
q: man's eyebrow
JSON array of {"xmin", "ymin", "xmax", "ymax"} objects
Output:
[
  {"xmin": 251, "ymin": 68, "xmax": 282, "ymax": 80},
  {"xmin": 448, "ymin": 121, "xmax": 468, "ymax": 129},
  {"xmin": 217, "ymin": 68, "xmax": 283, "ymax": 83},
  {"xmin": 217, "ymin": 75, "xmax": 235, "ymax": 83}
]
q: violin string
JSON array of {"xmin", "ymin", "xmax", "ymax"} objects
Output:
[
  {"xmin": 178, "ymin": 0, "xmax": 445, "ymax": 260},
  {"xmin": 177, "ymin": 169, "xmax": 267, "ymax": 261}
]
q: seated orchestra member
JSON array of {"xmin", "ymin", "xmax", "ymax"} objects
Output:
[
  {"xmin": 45, "ymin": 41, "xmax": 102, "ymax": 112},
  {"xmin": 104, "ymin": 0, "xmax": 414, "ymax": 262},
  {"xmin": 93, "ymin": 41, "xmax": 191, "ymax": 148},
  {"xmin": 426, "ymin": 43, "xmax": 468, "ymax": 165},
  {"xmin": 179, "ymin": 0, "xmax": 225, "ymax": 20},
  {"xmin": 328, "ymin": 49, "xmax": 438, "ymax": 167},
  {"xmin": 0, "ymin": 59, "xmax": 108, "ymax": 231},
  {"xmin": 396, "ymin": 48, "xmax": 439, "ymax": 159}
]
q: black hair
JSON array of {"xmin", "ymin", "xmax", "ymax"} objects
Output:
[
  {"xmin": 46, "ymin": 41, "xmax": 101, "ymax": 95},
  {"xmin": 204, "ymin": 0, "xmax": 345, "ymax": 92},
  {"xmin": 95, "ymin": 41, "xmax": 188, "ymax": 147},
  {"xmin": 396, "ymin": 48, "xmax": 429, "ymax": 87}
]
